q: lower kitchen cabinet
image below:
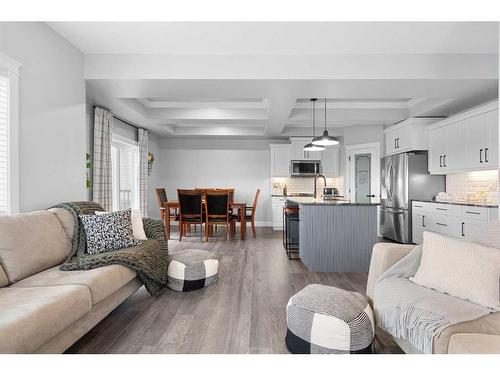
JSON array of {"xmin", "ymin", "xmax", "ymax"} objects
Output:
[
  {"xmin": 412, "ymin": 201, "xmax": 498, "ymax": 244},
  {"xmin": 272, "ymin": 196, "xmax": 287, "ymax": 230}
]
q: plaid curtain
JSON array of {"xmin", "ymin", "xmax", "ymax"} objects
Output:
[
  {"xmin": 138, "ymin": 128, "xmax": 148, "ymax": 216},
  {"xmin": 92, "ymin": 107, "xmax": 113, "ymax": 211}
]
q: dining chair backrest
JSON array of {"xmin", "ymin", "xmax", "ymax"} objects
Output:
[
  {"xmin": 205, "ymin": 190, "xmax": 230, "ymax": 218},
  {"xmin": 156, "ymin": 188, "xmax": 168, "ymax": 208},
  {"xmin": 252, "ymin": 189, "xmax": 261, "ymax": 211},
  {"xmin": 177, "ymin": 189, "xmax": 203, "ymax": 215},
  {"xmin": 214, "ymin": 188, "xmax": 234, "ymax": 203}
]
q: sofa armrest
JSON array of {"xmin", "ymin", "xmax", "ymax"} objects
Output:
[
  {"xmin": 366, "ymin": 242, "xmax": 415, "ymax": 305},
  {"xmin": 142, "ymin": 218, "xmax": 168, "ymax": 252}
]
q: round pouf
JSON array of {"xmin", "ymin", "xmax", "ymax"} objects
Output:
[
  {"xmin": 167, "ymin": 250, "xmax": 219, "ymax": 292},
  {"xmin": 286, "ymin": 284, "xmax": 374, "ymax": 354}
]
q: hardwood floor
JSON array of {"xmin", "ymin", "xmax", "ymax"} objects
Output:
[{"xmin": 66, "ymin": 227, "xmax": 403, "ymax": 354}]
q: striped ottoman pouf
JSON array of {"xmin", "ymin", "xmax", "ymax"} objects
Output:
[
  {"xmin": 167, "ymin": 250, "xmax": 219, "ymax": 292},
  {"xmin": 286, "ymin": 284, "xmax": 374, "ymax": 354}
]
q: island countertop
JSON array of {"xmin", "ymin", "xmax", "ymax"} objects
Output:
[{"xmin": 286, "ymin": 197, "xmax": 379, "ymax": 206}]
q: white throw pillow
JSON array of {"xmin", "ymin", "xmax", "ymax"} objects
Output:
[
  {"xmin": 410, "ymin": 231, "xmax": 500, "ymax": 310},
  {"xmin": 96, "ymin": 209, "xmax": 147, "ymax": 240}
]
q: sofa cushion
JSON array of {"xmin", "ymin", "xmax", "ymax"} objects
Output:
[
  {"xmin": 12, "ymin": 264, "xmax": 137, "ymax": 305},
  {"xmin": 410, "ymin": 231, "xmax": 500, "ymax": 310},
  {"xmin": 48, "ymin": 207, "xmax": 75, "ymax": 243},
  {"xmin": 448, "ymin": 333, "xmax": 500, "ymax": 354},
  {"xmin": 0, "ymin": 211, "xmax": 69, "ymax": 283},
  {"xmin": 0, "ymin": 285, "xmax": 92, "ymax": 353}
]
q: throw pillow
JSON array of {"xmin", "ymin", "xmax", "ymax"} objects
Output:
[
  {"xmin": 410, "ymin": 231, "xmax": 500, "ymax": 310},
  {"xmin": 96, "ymin": 209, "xmax": 147, "ymax": 240},
  {"xmin": 80, "ymin": 209, "xmax": 141, "ymax": 254}
]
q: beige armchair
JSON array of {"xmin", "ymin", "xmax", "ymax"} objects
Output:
[{"xmin": 367, "ymin": 242, "xmax": 500, "ymax": 354}]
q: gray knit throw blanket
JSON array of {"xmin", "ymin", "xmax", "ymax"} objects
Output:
[
  {"xmin": 373, "ymin": 245, "xmax": 493, "ymax": 353},
  {"xmin": 53, "ymin": 201, "xmax": 168, "ymax": 296}
]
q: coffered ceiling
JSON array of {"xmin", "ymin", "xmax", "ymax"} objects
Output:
[{"xmin": 48, "ymin": 22, "xmax": 499, "ymax": 139}]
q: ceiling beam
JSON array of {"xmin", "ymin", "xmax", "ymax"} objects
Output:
[{"xmin": 85, "ymin": 54, "xmax": 498, "ymax": 80}]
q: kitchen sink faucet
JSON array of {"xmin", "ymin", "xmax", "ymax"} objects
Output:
[{"xmin": 314, "ymin": 174, "xmax": 327, "ymax": 199}]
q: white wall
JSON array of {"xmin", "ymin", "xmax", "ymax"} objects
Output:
[
  {"xmin": 0, "ymin": 22, "xmax": 86, "ymax": 212},
  {"xmin": 159, "ymin": 138, "xmax": 271, "ymax": 224}
]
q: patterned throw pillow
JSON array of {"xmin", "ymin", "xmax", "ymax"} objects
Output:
[{"xmin": 80, "ymin": 209, "xmax": 142, "ymax": 254}]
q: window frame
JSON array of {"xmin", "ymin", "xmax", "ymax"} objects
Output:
[
  {"xmin": 0, "ymin": 53, "xmax": 21, "ymax": 215},
  {"xmin": 111, "ymin": 134, "xmax": 140, "ymax": 212}
]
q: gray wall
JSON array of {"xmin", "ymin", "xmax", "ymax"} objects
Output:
[
  {"xmin": 158, "ymin": 138, "xmax": 272, "ymax": 224},
  {"xmin": 0, "ymin": 22, "xmax": 86, "ymax": 212}
]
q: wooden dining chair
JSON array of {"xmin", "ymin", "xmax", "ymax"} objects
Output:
[
  {"xmin": 231, "ymin": 189, "xmax": 260, "ymax": 238},
  {"xmin": 155, "ymin": 188, "xmax": 179, "ymax": 239},
  {"xmin": 205, "ymin": 189, "xmax": 231, "ymax": 241},
  {"xmin": 177, "ymin": 189, "xmax": 204, "ymax": 241}
]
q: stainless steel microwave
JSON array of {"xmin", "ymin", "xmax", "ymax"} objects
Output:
[{"xmin": 290, "ymin": 160, "xmax": 322, "ymax": 177}]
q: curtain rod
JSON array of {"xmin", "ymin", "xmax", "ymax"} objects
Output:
[{"xmin": 92, "ymin": 104, "xmax": 142, "ymax": 131}]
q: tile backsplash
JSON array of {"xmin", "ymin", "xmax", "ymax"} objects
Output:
[
  {"xmin": 446, "ymin": 170, "xmax": 498, "ymax": 204},
  {"xmin": 271, "ymin": 176, "xmax": 344, "ymax": 197}
]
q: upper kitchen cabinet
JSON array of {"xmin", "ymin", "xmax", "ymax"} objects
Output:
[
  {"xmin": 428, "ymin": 101, "xmax": 498, "ymax": 174},
  {"xmin": 321, "ymin": 146, "xmax": 340, "ymax": 177},
  {"xmin": 385, "ymin": 118, "xmax": 440, "ymax": 156},
  {"xmin": 270, "ymin": 143, "xmax": 291, "ymax": 177},
  {"xmin": 290, "ymin": 137, "xmax": 322, "ymax": 160}
]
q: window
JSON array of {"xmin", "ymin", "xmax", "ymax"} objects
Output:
[
  {"xmin": 0, "ymin": 75, "xmax": 9, "ymax": 214},
  {"xmin": 0, "ymin": 53, "xmax": 20, "ymax": 215},
  {"xmin": 111, "ymin": 136, "xmax": 140, "ymax": 211}
]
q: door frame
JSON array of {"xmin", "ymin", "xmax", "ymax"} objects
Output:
[{"xmin": 345, "ymin": 142, "xmax": 381, "ymax": 204}]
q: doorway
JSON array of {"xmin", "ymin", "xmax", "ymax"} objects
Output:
[{"xmin": 345, "ymin": 142, "xmax": 381, "ymax": 204}]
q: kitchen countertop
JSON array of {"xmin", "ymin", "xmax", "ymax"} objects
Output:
[
  {"xmin": 286, "ymin": 197, "xmax": 379, "ymax": 206},
  {"xmin": 413, "ymin": 199, "xmax": 498, "ymax": 208}
]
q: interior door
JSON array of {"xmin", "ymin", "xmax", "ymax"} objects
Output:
[{"xmin": 347, "ymin": 143, "xmax": 381, "ymax": 204}]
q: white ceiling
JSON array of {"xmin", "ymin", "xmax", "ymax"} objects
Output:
[
  {"xmin": 49, "ymin": 22, "xmax": 499, "ymax": 55},
  {"xmin": 48, "ymin": 22, "xmax": 499, "ymax": 139}
]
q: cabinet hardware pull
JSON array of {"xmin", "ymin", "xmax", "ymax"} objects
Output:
[
  {"xmin": 439, "ymin": 155, "xmax": 443, "ymax": 167},
  {"xmin": 436, "ymin": 222, "xmax": 447, "ymax": 226},
  {"xmin": 465, "ymin": 211, "xmax": 480, "ymax": 215},
  {"xmin": 414, "ymin": 205, "xmax": 423, "ymax": 208},
  {"xmin": 436, "ymin": 208, "xmax": 447, "ymax": 211},
  {"xmin": 443, "ymin": 155, "xmax": 446, "ymax": 167},
  {"xmin": 397, "ymin": 138, "xmax": 399, "ymax": 148},
  {"xmin": 394, "ymin": 139, "xmax": 397, "ymax": 149},
  {"xmin": 480, "ymin": 149, "xmax": 483, "ymax": 163},
  {"xmin": 422, "ymin": 215, "xmax": 425, "ymax": 227},
  {"xmin": 462, "ymin": 222, "xmax": 465, "ymax": 237},
  {"xmin": 485, "ymin": 148, "xmax": 488, "ymax": 163}
]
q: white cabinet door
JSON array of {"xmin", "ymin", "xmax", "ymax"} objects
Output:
[
  {"xmin": 271, "ymin": 197, "xmax": 286, "ymax": 230},
  {"xmin": 428, "ymin": 127, "xmax": 447, "ymax": 173},
  {"xmin": 412, "ymin": 212, "xmax": 425, "ymax": 244},
  {"xmin": 270, "ymin": 145, "xmax": 290, "ymax": 177},
  {"xmin": 461, "ymin": 221, "xmax": 484, "ymax": 240},
  {"xmin": 385, "ymin": 128, "xmax": 399, "ymax": 155},
  {"xmin": 464, "ymin": 113, "xmax": 489, "ymax": 170},
  {"xmin": 443, "ymin": 122, "xmax": 465, "ymax": 171},
  {"xmin": 321, "ymin": 146, "xmax": 340, "ymax": 177},
  {"xmin": 396, "ymin": 123, "xmax": 411, "ymax": 152},
  {"xmin": 485, "ymin": 109, "xmax": 498, "ymax": 167}
]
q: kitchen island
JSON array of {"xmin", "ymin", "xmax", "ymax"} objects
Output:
[{"xmin": 286, "ymin": 197, "xmax": 379, "ymax": 272}]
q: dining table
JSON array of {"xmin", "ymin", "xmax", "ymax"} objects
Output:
[{"xmin": 165, "ymin": 199, "xmax": 247, "ymax": 240}]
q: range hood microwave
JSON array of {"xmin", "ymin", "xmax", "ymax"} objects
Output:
[{"xmin": 290, "ymin": 160, "xmax": 322, "ymax": 177}]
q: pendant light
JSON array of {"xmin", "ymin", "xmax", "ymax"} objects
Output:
[
  {"xmin": 312, "ymin": 98, "xmax": 340, "ymax": 146},
  {"xmin": 304, "ymin": 98, "xmax": 325, "ymax": 152}
]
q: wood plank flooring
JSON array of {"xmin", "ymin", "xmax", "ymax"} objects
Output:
[{"xmin": 66, "ymin": 227, "xmax": 403, "ymax": 354}]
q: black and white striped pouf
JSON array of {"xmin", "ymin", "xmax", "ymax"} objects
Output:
[
  {"xmin": 167, "ymin": 249, "xmax": 219, "ymax": 292},
  {"xmin": 286, "ymin": 284, "xmax": 374, "ymax": 354}
]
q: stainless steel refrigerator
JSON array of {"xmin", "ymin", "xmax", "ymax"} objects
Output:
[{"xmin": 380, "ymin": 152, "xmax": 445, "ymax": 243}]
